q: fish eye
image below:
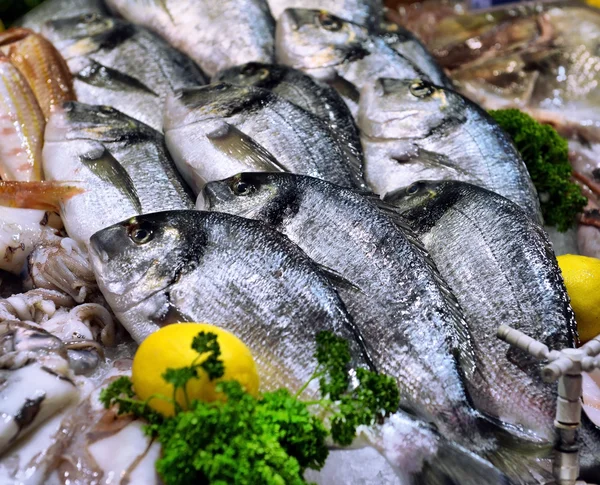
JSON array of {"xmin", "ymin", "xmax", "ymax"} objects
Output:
[
  {"xmin": 240, "ymin": 64, "xmax": 257, "ymax": 76},
  {"xmin": 406, "ymin": 182, "xmax": 426, "ymax": 195},
  {"xmin": 82, "ymin": 13, "xmax": 98, "ymax": 23},
  {"xmin": 231, "ymin": 178, "xmax": 256, "ymax": 196},
  {"xmin": 318, "ymin": 13, "xmax": 343, "ymax": 31},
  {"xmin": 128, "ymin": 223, "xmax": 154, "ymax": 244},
  {"xmin": 409, "ymin": 81, "xmax": 435, "ymax": 98}
]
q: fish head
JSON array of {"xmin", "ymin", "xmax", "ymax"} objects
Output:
[
  {"xmin": 212, "ymin": 62, "xmax": 282, "ymax": 89},
  {"xmin": 164, "ymin": 83, "xmax": 269, "ymax": 129},
  {"xmin": 43, "ymin": 13, "xmax": 115, "ymax": 42},
  {"xmin": 42, "ymin": 14, "xmax": 134, "ymax": 58},
  {"xmin": 89, "ymin": 211, "xmax": 201, "ymax": 314},
  {"xmin": 46, "ymin": 102, "xmax": 155, "ymax": 144},
  {"xmin": 276, "ymin": 9, "xmax": 369, "ymax": 78},
  {"xmin": 359, "ymin": 78, "xmax": 463, "ymax": 139},
  {"xmin": 200, "ymin": 172, "xmax": 284, "ymax": 218},
  {"xmin": 384, "ymin": 180, "xmax": 447, "ymax": 215}
]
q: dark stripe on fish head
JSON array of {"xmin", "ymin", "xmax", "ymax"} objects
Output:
[
  {"xmin": 385, "ymin": 180, "xmax": 468, "ymax": 233},
  {"xmin": 203, "ymin": 172, "xmax": 303, "ymax": 230},
  {"xmin": 213, "ymin": 63, "xmax": 285, "ymax": 91}
]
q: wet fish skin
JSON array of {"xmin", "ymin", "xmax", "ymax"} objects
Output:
[
  {"xmin": 377, "ymin": 21, "xmax": 452, "ymax": 89},
  {"xmin": 275, "ymin": 9, "xmax": 430, "ymax": 115},
  {"xmin": 201, "ymin": 172, "xmax": 491, "ymax": 445},
  {"xmin": 105, "ymin": 0, "xmax": 275, "ymax": 76},
  {"xmin": 88, "ymin": 209, "xmax": 373, "ymax": 398},
  {"xmin": 42, "ymin": 102, "xmax": 194, "ymax": 246},
  {"xmin": 41, "ymin": 14, "xmax": 206, "ymax": 132},
  {"xmin": 267, "ymin": 0, "xmax": 383, "ymax": 29},
  {"xmin": 214, "ymin": 62, "xmax": 365, "ymax": 187},
  {"xmin": 0, "ymin": 28, "xmax": 76, "ymax": 120},
  {"xmin": 387, "ymin": 179, "xmax": 575, "ymax": 442},
  {"xmin": 358, "ymin": 78, "xmax": 542, "ymax": 222},
  {"xmin": 164, "ymin": 83, "xmax": 361, "ymax": 192},
  {"xmin": 0, "ymin": 54, "xmax": 45, "ymax": 182}
]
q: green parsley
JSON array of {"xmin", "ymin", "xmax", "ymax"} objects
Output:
[{"xmin": 100, "ymin": 330, "xmax": 399, "ymax": 485}]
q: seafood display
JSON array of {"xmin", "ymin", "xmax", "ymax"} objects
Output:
[{"xmin": 0, "ymin": 0, "xmax": 599, "ymax": 484}]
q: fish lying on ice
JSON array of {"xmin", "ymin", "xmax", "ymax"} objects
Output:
[
  {"xmin": 358, "ymin": 78, "xmax": 542, "ymax": 222},
  {"xmin": 89, "ymin": 209, "xmax": 373, "ymax": 398}
]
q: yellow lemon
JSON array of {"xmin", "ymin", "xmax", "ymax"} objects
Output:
[
  {"xmin": 557, "ymin": 254, "xmax": 600, "ymax": 344},
  {"xmin": 132, "ymin": 323, "xmax": 259, "ymax": 416}
]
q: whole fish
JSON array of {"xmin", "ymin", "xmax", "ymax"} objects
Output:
[
  {"xmin": 275, "ymin": 9, "xmax": 439, "ymax": 115},
  {"xmin": 266, "ymin": 0, "xmax": 383, "ymax": 29},
  {"xmin": 214, "ymin": 62, "xmax": 364, "ymax": 184},
  {"xmin": 0, "ymin": 54, "xmax": 45, "ymax": 181},
  {"xmin": 164, "ymin": 83, "xmax": 362, "ymax": 192},
  {"xmin": 377, "ymin": 21, "xmax": 452, "ymax": 89},
  {"xmin": 15, "ymin": 0, "xmax": 107, "ymax": 32},
  {"xmin": 201, "ymin": 173, "xmax": 554, "ymax": 483},
  {"xmin": 42, "ymin": 101, "xmax": 195, "ymax": 246},
  {"xmin": 358, "ymin": 78, "xmax": 542, "ymax": 222},
  {"xmin": 41, "ymin": 14, "xmax": 206, "ymax": 132},
  {"xmin": 202, "ymin": 172, "xmax": 489, "ymax": 443},
  {"xmin": 388, "ymin": 179, "xmax": 600, "ymax": 479},
  {"xmin": 88, "ymin": 209, "xmax": 372, "ymax": 398},
  {"xmin": 104, "ymin": 0, "xmax": 275, "ymax": 76}
]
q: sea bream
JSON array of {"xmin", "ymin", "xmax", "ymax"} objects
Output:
[
  {"xmin": 42, "ymin": 101, "xmax": 194, "ymax": 246},
  {"xmin": 214, "ymin": 62, "xmax": 365, "ymax": 184},
  {"xmin": 388, "ymin": 179, "xmax": 600, "ymax": 479},
  {"xmin": 275, "ymin": 9, "xmax": 449, "ymax": 115},
  {"xmin": 164, "ymin": 83, "xmax": 363, "ymax": 192},
  {"xmin": 202, "ymin": 173, "xmax": 488, "ymax": 443},
  {"xmin": 358, "ymin": 78, "xmax": 542, "ymax": 223},
  {"xmin": 104, "ymin": 0, "xmax": 275, "ymax": 76},
  {"xmin": 41, "ymin": 14, "xmax": 206, "ymax": 132},
  {"xmin": 88, "ymin": 209, "xmax": 372, "ymax": 398}
]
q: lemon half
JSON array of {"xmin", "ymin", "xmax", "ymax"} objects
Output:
[
  {"xmin": 132, "ymin": 323, "xmax": 259, "ymax": 416},
  {"xmin": 557, "ymin": 254, "xmax": 600, "ymax": 344}
]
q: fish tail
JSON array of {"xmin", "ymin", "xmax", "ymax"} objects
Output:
[
  {"xmin": 0, "ymin": 180, "xmax": 84, "ymax": 211},
  {"xmin": 416, "ymin": 439, "xmax": 511, "ymax": 485},
  {"xmin": 474, "ymin": 415, "xmax": 555, "ymax": 484}
]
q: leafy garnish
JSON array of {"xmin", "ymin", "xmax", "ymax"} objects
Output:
[
  {"xmin": 489, "ymin": 108, "xmax": 587, "ymax": 231},
  {"xmin": 100, "ymin": 330, "xmax": 399, "ymax": 485}
]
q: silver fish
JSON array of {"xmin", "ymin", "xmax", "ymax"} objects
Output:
[
  {"xmin": 358, "ymin": 78, "xmax": 542, "ymax": 223},
  {"xmin": 104, "ymin": 0, "xmax": 275, "ymax": 77},
  {"xmin": 267, "ymin": 0, "xmax": 383, "ymax": 29},
  {"xmin": 388, "ymin": 179, "xmax": 600, "ymax": 479},
  {"xmin": 42, "ymin": 102, "xmax": 195, "ymax": 246},
  {"xmin": 164, "ymin": 83, "xmax": 362, "ymax": 192},
  {"xmin": 275, "ymin": 9, "xmax": 432, "ymax": 115},
  {"xmin": 41, "ymin": 14, "xmax": 206, "ymax": 132},
  {"xmin": 88, "ymin": 210, "xmax": 373, "ymax": 398},
  {"xmin": 202, "ymin": 173, "xmax": 484, "ymax": 442},
  {"xmin": 201, "ymin": 173, "xmax": 553, "ymax": 483},
  {"xmin": 214, "ymin": 62, "xmax": 365, "ymax": 186}
]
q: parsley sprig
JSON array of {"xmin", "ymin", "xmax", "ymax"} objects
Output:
[{"xmin": 100, "ymin": 330, "xmax": 399, "ymax": 485}]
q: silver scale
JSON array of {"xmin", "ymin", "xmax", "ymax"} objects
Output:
[{"xmin": 497, "ymin": 325, "xmax": 600, "ymax": 485}]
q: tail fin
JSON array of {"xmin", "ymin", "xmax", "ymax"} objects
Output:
[
  {"xmin": 416, "ymin": 439, "xmax": 511, "ymax": 485},
  {"xmin": 476, "ymin": 414, "xmax": 555, "ymax": 485}
]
